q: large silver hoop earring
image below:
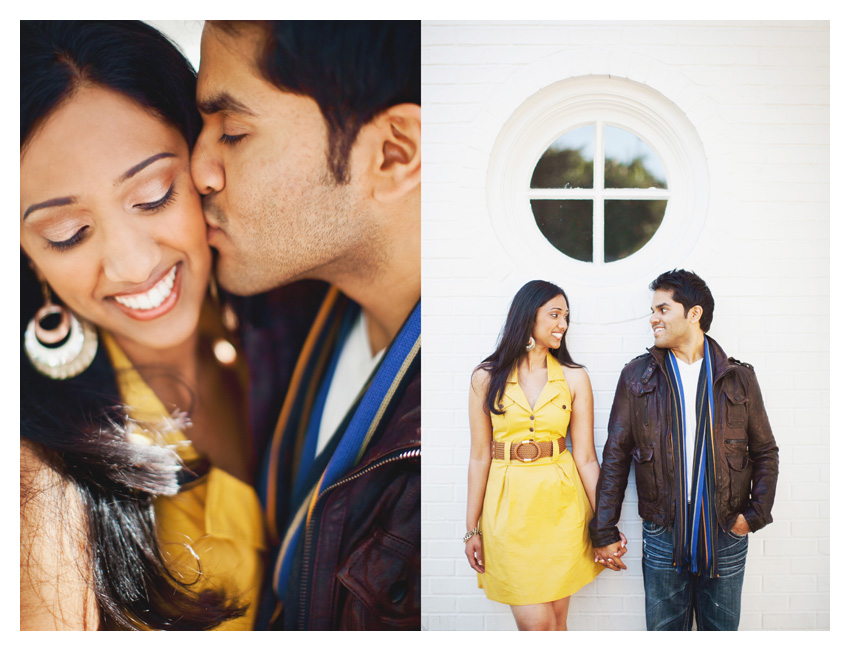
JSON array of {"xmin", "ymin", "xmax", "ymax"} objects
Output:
[
  {"xmin": 525, "ymin": 336, "xmax": 535, "ymax": 352},
  {"xmin": 24, "ymin": 285, "xmax": 97, "ymax": 380}
]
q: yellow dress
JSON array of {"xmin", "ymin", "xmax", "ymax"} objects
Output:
[
  {"xmin": 103, "ymin": 333, "xmax": 266, "ymax": 630},
  {"xmin": 478, "ymin": 353, "xmax": 602, "ymax": 605}
]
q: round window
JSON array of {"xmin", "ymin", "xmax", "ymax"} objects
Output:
[
  {"xmin": 486, "ymin": 75, "xmax": 709, "ymax": 296},
  {"xmin": 529, "ymin": 124, "xmax": 670, "ymax": 263}
]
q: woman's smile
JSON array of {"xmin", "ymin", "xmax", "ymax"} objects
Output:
[{"xmin": 109, "ymin": 263, "xmax": 182, "ymax": 321}]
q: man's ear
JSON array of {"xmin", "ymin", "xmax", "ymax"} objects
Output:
[
  {"xmin": 689, "ymin": 305, "xmax": 703, "ymax": 325},
  {"xmin": 367, "ymin": 103, "xmax": 420, "ymax": 203}
]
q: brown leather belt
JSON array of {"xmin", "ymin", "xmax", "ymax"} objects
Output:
[{"xmin": 491, "ymin": 437, "xmax": 567, "ymax": 462}]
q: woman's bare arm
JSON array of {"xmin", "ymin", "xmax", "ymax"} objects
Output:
[
  {"xmin": 563, "ymin": 366, "xmax": 599, "ymax": 513},
  {"xmin": 464, "ymin": 368, "xmax": 493, "ymax": 573},
  {"xmin": 20, "ymin": 442, "xmax": 98, "ymax": 630}
]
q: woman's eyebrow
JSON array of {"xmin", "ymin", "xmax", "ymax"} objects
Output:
[
  {"xmin": 22, "ymin": 196, "xmax": 75, "ymax": 221},
  {"xmin": 115, "ymin": 152, "xmax": 176, "ymax": 185},
  {"xmin": 23, "ymin": 152, "xmax": 177, "ymax": 220}
]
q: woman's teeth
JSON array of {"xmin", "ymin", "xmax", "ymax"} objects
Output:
[{"xmin": 113, "ymin": 265, "xmax": 177, "ymax": 310}]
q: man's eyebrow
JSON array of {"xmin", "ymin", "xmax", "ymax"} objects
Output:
[
  {"xmin": 197, "ymin": 92, "xmax": 257, "ymax": 117},
  {"xmin": 115, "ymin": 152, "xmax": 176, "ymax": 185},
  {"xmin": 652, "ymin": 301, "xmax": 671, "ymax": 310},
  {"xmin": 23, "ymin": 197, "xmax": 75, "ymax": 221}
]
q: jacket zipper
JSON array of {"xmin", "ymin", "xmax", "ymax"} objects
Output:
[{"xmin": 296, "ymin": 447, "xmax": 421, "ymax": 629}]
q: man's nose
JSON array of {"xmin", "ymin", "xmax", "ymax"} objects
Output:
[{"xmin": 191, "ymin": 134, "xmax": 225, "ymax": 196}]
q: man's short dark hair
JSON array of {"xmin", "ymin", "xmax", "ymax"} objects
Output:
[
  {"xmin": 211, "ymin": 20, "xmax": 420, "ymax": 184},
  {"xmin": 650, "ymin": 269, "xmax": 715, "ymax": 332}
]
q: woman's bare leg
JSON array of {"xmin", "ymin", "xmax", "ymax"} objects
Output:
[
  {"xmin": 511, "ymin": 600, "xmax": 565, "ymax": 631},
  {"xmin": 552, "ymin": 596, "xmax": 571, "ymax": 630}
]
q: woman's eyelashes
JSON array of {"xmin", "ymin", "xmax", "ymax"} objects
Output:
[
  {"xmin": 46, "ymin": 185, "xmax": 177, "ymax": 252},
  {"xmin": 133, "ymin": 183, "xmax": 177, "ymax": 214},
  {"xmin": 47, "ymin": 226, "xmax": 89, "ymax": 251}
]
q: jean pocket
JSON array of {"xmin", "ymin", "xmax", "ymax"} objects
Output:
[
  {"xmin": 642, "ymin": 520, "xmax": 667, "ymax": 537},
  {"xmin": 715, "ymin": 532, "xmax": 748, "ymax": 578}
]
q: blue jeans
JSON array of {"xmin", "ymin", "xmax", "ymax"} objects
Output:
[{"xmin": 642, "ymin": 519, "xmax": 748, "ymax": 630}]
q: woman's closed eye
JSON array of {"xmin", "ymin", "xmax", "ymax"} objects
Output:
[
  {"xmin": 47, "ymin": 226, "xmax": 90, "ymax": 251},
  {"xmin": 133, "ymin": 183, "xmax": 177, "ymax": 214}
]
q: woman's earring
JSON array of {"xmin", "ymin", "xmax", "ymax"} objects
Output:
[
  {"xmin": 24, "ymin": 284, "xmax": 97, "ymax": 380},
  {"xmin": 525, "ymin": 336, "xmax": 535, "ymax": 352}
]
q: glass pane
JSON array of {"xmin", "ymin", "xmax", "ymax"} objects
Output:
[
  {"xmin": 530, "ymin": 125, "xmax": 594, "ymax": 189},
  {"xmin": 604, "ymin": 200, "xmax": 667, "ymax": 262},
  {"xmin": 604, "ymin": 126, "xmax": 667, "ymax": 189},
  {"xmin": 531, "ymin": 200, "xmax": 593, "ymax": 262}
]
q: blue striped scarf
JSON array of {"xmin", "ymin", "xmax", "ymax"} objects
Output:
[{"xmin": 664, "ymin": 338, "xmax": 719, "ymax": 577}]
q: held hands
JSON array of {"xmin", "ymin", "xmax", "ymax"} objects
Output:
[
  {"xmin": 465, "ymin": 535, "xmax": 485, "ymax": 574},
  {"xmin": 593, "ymin": 532, "xmax": 629, "ymax": 571}
]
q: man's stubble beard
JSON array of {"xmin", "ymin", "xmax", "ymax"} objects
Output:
[{"xmin": 211, "ymin": 173, "xmax": 387, "ymax": 296}]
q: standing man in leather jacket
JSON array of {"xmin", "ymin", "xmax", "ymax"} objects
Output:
[
  {"xmin": 191, "ymin": 21, "xmax": 421, "ymax": 629},
  {"xmin": 590, "ymin": 270, "xmax": 778, "ymax": 630}
]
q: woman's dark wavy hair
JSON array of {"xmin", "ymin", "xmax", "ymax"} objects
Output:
[
  {"xmin": 476, "ymin": 280, "xmax": 583, "ymax": 416},
  {"xmin": 20, "ymin": 20, "xmax": 243, "ymax": 630}
]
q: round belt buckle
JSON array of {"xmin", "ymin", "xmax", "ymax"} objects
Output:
[{"xmin": 517, "ymin": 439, "xmax": 541, "ymax": 462}]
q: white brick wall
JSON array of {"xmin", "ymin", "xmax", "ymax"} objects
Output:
[{"xmin": 422, "ymin": 21, "xmax": 829, "ymax": 631}]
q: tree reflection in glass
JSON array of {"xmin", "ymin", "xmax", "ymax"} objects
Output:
[
  {"xmin": 530, "ymin": 125, "xmax": 593, "ymax": 189},
  {"xmin": 528, "ymin": 124, "xmax": 669, "ymax": 264},
  {"xmin": 604, "ymin": 126, "xmax": 667, "ymax": 190},
  {"xmin": 531, "ymin": 200, "xmax": 593, "ymax": 262},
  {"xmin": 604, "ymin": 200, "xmax": 666, "ymax": 262}
]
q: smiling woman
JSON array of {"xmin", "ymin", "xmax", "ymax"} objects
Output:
[
  {"xmin": 464, "ymin": 280, "xmax": 611, "ymax": 631},
  {"xmin": 21, "ymin": 87, "xmax": 211, "ymax": 355},
  {"xmin": 20, "ymin": 21, "xmax": 264, "ymax": 630}
]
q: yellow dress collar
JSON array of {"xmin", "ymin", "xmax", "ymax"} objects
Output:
[{"xmin": 504, "ymin": 352, "xmax": 564, "ymax": 412}]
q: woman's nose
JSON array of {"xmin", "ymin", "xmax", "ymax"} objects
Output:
[
  {"xmin": 190, "ymin": 132, "xmax": 225, "ymax": 195},
  {"xmin": 102, "ymin": 222, "xmax": 162, "ymax": 285}
]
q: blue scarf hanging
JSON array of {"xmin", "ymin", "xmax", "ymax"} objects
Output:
[
  {"xmin": 664, "ymin": 338, "xmax": 719, "ymax": 577},
  {"xmin": 271, "ymin": 299, "xmax": 421, "ymax": 601}
]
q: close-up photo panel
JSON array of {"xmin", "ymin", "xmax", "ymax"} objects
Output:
[
  {"xmin": 19, "ymin": 19, "xmax": 420, "ymax": 631},
  {"xmin": 19, "ymin": 18, "xmax": 833, "ymax": 634}
]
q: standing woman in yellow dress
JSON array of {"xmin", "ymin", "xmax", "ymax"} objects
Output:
[
  {"xmin": 20, "ymin": 21, "xmax": 264, "ymax": 630},
  {"xmin": 464, "ymin": 280, "xmax": 625, "ymax": 630}
]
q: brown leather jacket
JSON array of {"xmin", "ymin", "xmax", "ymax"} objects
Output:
[
  {"xmin": 589, "ymin": 336, "xmax": 779, "ymax": 548},
  {"xmin": 281, "ymin": 371, "xmax": 421, "ymax": 630}
]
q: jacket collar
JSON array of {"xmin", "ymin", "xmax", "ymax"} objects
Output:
[
  {"xmin": 648, "ymin": 334, "xmax": 733, "ymax": 379},
  {"xmin": 504, "ymin": 352, "xmax": 563, "ymax": 412}
]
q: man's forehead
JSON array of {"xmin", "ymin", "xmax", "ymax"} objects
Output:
[
  {"xmin": 199, "ymin": 21, "xmax": 265, "ymax": 83},
  {"xmin": 652, "ymin": 289, "xmax": 682, "ymax": 308}
]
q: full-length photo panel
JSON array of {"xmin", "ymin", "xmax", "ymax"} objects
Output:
[{"xmin": 421, "ymin": 20, "xmax": 828, "ymax": 631}]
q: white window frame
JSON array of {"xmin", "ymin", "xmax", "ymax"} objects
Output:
[{"xmin": 487, "ymin": 75, "xmax": 709, "ymax": 292}]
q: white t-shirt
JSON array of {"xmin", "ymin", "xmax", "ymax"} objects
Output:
[
  {"xmin": 315, "ymin": 311, "xmax": 385, "ymax": 457},
  {"xmin": 674, "ymin": 354, "xmax": 704, "ymax": 503}
]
